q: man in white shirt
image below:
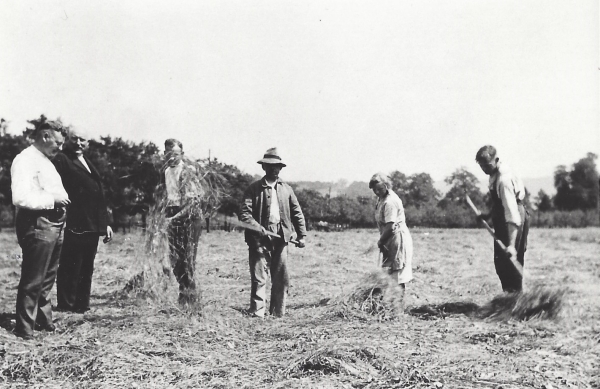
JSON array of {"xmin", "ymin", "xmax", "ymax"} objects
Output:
[
  {"xmin": 162, "ymin": 139, "xmax": 203, "ymax": 306},
  {"xmin": 11, "ymin": 119, "xmax": 70, "ymax": 339},
  {"xmin": 476, "ymin": 145, "xmax": 530, "ymax": 293}
]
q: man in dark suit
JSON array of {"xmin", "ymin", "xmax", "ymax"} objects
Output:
[{"xmin": 52, "ymin": 128, "xmax": 112, "ymax": 313}]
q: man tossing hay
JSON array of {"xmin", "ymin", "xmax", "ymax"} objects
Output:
[{"xmin": 161, "ymin": 138, "xmax": 204, "ymax": 306}]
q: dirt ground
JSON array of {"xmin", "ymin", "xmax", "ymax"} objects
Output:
[{"xmin": 0, "ymin": 227, "xmax": 598, "ymax": 388}]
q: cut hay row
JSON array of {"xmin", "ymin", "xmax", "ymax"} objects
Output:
[
  {"xmin": 282, "ymin": 344, "xmax": 439, "ymax": 388},
  {"xmin": 341, "ymin": 271, "xmax": 567, "ymax": 323}
]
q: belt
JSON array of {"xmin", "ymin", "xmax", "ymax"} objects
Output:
[{"xmin": 18, "ymin": 207, "xmax": 66, "ymax": 223}]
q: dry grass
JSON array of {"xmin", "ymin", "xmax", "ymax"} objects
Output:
[{"xmin": 0, "ymin": 227, "xmax": 598, "ymax": 388}]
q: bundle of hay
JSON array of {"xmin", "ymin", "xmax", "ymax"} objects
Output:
[
  {"xmin": 343, "ymin": 270, "xmax": 404, "ymax": 320},
  {"xmin": 127, "ymin": 156, "xmax": 226, "ymax": 307},
  {"xmin": 478, "ymin": 286, "xmax": 567, "ymax": 321}
]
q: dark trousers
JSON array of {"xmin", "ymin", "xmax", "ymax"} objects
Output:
[
  {"xmin": 15, "ymin": 209, "xmax": 65, "ymax": 336},
  {"xmin": 56, "ymin": 231, "xmax": 100, "ymax": 311},
  {"xmin": 166, "ymin": 207, "xmax": 201, "ymax": 302},
  {"xmin": 493, "ymin": 204, "xmax": 530, "ymax": 293},
  {"xmin": 248, "ymin": 224, "xmax": 289, "ymax": 317}
]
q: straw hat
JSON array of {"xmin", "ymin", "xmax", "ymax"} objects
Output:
[{"xmin": 257, "ymin": 147, "xmax": 286, "ymax": 166}]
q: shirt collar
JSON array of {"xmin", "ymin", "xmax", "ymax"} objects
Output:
[
  {"xmin": 261, "ymin": 176, "xmax": 281, "ymax": 188},
  {"xmin": 166, "ymin": 161, "xmax": 183, "ymax": 171},
  {"xmin": 489, "ymin": 161, "xmax": 503, "ymax": 185},
  {"xmin": 30, "ymin": 144, "xmax": 51, "ymax": 160}
]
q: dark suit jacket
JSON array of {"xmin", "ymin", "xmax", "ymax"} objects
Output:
[
  {"xmin": 239, "ymin": 177, "xmax": 306, "ymax": 248},
  {"xmin": 52, "ymin": 151, "xmax": 109, "ymax": 235}
]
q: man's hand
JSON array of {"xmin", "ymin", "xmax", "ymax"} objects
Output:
[
  {"xmin": 259, "ymin": 226, "xmax": 268, "ymax": 237},
  {"xmin": 53, "ymin": 193, "xmax": 70, "ymax": 207},
  {"xmin": 296, "ymin": 238, "xmax": 306, "ymax": 248},
  {"xmin": 505, "ymin": 245, "xmax": 517, "ymax": 259},
  {"xmin": 103, "ymin": 226, "xmax": 113, "ymax": 243}
]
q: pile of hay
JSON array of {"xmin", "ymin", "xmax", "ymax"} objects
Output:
[
  {"xmin": 282, "ymin": 346, "xmax": 383, "ymax": 378},
  {"xmin": 342, "ymin": 270, "xmax": 404, "ymax": 320},
  {"xmin": 478, "ymin": 286, "xmax": 567, "ymax": 321}
]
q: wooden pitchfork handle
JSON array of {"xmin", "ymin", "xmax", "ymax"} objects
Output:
[{"xmin": 465, "ymin": 195, "xmax": 523, "ymax": 276}]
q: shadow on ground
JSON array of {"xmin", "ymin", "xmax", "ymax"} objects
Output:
[
  {"xmin": 408, "ymin": 301, "xmax": 480, "ymax": 320},
  {"xmin": 0, "ymin": 312, "xmax": 15, "ymax": 331}
]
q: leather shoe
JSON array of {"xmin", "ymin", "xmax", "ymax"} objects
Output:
[{"xmin": 74, "ymin": 307, "xmax": 90, "ymax": 314}]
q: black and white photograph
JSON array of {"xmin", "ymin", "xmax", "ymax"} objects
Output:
[{"xmin": 0, "ymin": 1, "xmax": 598, "ymax": 387}]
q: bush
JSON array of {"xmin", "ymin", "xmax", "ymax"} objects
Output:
[
  {"xmin": 0, "ymin": 204, "xmax": 14, "ymax": 228},
  {"xmin": 405, "ymin": 203, "xmax": 478, "ymax": 229},
  {"xmin": 530, "ymin": 210, "xmax": 599, "ymax": 228}
]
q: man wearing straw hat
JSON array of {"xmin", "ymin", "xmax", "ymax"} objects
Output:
[
  {"xmin": 10, "ymin": 117, "xmax": 69, "ymax": 339},
  {"xmin": 475, "ymin": 145, "xmax": 530, "ymax": 293},
  {"xmin": 52, "ymin": 127, "xmax": 113, "ymax": 314},
  {"xmin": 240, "ymin": 148, "xmax": 307, "ymax": 318},
  {"xmin": 162, "ymin": 139, "xmax": 203, "ymax": 306}
]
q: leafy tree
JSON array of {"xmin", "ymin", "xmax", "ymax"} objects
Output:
[
  {"xmin": 0, "ymin": 132, "xmax": 31, "ymax": 206},
  {"xmin": 295, "ymin": 188, "xmax": 328, "ymax": 225},
  {"xmin": 534, "ymin": 189, "xmax": 552, "ymax": 212},
  {"xmin": 388, "ymin": 171, "xmax": 410, "ymax": 200},
  {"xmin": 206, "ymin": 158, "xmax": 254, "ymax": 216},
  {"xmin": 406, "ymin": 172, "xmax": 440, "ymax": 208},
  {"xmin": 327, "ymin": 196, "xmax": 361, "ymax": 226},
  {"xmin": 439, "ymin": 167, "xmax": 485, "ymax": 209},
  {"xmin": 554, "ymin": 153, "xmax": 599, "ymax": 210},
  {"xmin": 85, "ymin": 136, "xmax": 161, "ymax": 210}
]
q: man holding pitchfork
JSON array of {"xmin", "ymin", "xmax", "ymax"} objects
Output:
[
  {"xmin": 475, "ymin": 145, "xmax": 530, "ymax": 293},
  {"xmin": 239, "ymin": 148, "xmax": 306, "ymax": 318}
]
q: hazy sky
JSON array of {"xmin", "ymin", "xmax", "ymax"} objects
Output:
[{"xmin": 1, "ymin": 1, "xmax": 598, "ymax": 185}]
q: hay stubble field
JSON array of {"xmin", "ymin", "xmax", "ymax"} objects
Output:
[{"xmin": 0, "ymin": 227, "xmax": 598, "ymax": 388}]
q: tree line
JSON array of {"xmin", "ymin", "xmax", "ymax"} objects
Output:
[{"xmin": 0, "ymin": 118, "xmax": 598, "ymax": 229}]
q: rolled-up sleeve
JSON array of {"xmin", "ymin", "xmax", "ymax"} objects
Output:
[
  {"xmin": 11, "ymin": 156, "xmax": 55, "ymax": 210},
  {"xmin": 498, "ymin": 177, "xmax": 522, "ymax": 226}
]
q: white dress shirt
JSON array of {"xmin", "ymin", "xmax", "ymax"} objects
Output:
[
  {"xmin": 267, "ymin": 180, "xmax": 281, "ymax": 224},
  {"xmin": 11, "ymin": 145, "xmax": 69, "ymax": 210},
  {"xmin": 78, "ymin": 154, "xmax": 91, "ymax": 173},
  {"xmin": 489, "ymin": 162, "xmax": 526, "ymax": 226},
  {"xmin": 165, "ymin": 163, "xmax": 184, "ymax": 206}
]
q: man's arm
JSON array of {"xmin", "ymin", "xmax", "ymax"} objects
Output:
[
  {"xmin": 239, "ymin": 184, "xmax": 268, "ymax": 236},
  {"xmin": 498, "ymin": 177, "xmax": 522, "ymax": 256},
  {"xmin": 289, "ymin": 187, "xmax": 307, "ymax": 247}
]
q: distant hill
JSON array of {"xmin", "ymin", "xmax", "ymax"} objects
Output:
[
  {"xmin": 343, "ymin": 181, "xmax": 372, "ymax": 198},
  {"xmin": 290, "ymin": 180, "xmax": 372, "ymax": 198}
]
